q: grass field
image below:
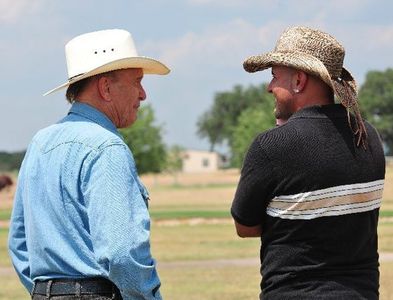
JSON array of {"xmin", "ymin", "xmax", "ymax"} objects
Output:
[{"xmin": 0, "ymin": 166, "xmax": 393, "ymax": 299}]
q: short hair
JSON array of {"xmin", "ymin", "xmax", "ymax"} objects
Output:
[
  {"xmin": 65, "ymin": 71, "xmax": 119, "ymax": 103},
  {"xmin": 65, "ymin": 77, "xmax": 91, "ymax": 103}
]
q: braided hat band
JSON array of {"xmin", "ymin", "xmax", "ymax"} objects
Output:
[{"xmin": 243, "ymin": 26, "xmax": 367, "ymax": 148}]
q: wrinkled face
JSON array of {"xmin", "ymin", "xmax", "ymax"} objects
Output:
[
  {"xmin": 267, "ymin": 66, "xmax": 296, "ymax": 121},
  {"xmin": 109, "ymin": 68, "xmax": 146, "ymax": 128}
]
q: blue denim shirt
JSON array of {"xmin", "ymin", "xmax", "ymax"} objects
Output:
[{"xmin": 8, "ymin": 102, "xmax": 162, "ymax": 300}]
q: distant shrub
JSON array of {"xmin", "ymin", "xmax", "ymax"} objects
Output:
[{"xmin": 0, "ymin": 151, "xmax": 25, "ymax": 172}]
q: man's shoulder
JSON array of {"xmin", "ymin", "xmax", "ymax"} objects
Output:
[
  {"xmin": 32, "ymin": 121, "xmax": 125, "ymax": 153},
  {"xmin": 253, "ymin": 123, "xmax": 297, "ymax": 151}
]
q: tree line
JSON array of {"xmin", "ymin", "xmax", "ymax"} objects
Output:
[
  {"xmin": 197, "ymin": 68, "xmax": 393, "ymax": 167},
  {"xmin": 0, "ymin": 152, "xmax": 25, "ymax": 172}
]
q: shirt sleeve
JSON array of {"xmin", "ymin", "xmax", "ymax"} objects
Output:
[
  {"xmin": 82, "ymin": 144, "xmax": 161, "ymax": 300},
  {"xmin": 8, "ymin": 172, "xmax": 34, "ymax": 293},
  {"xmin": 231, "ymin": 135, "xmax": 277, "ymax": 228}
]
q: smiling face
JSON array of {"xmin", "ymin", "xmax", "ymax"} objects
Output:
[
  {"xmin": 267, "ymin": 66, "xmax": 297, "ymax": 121},
  {"xmin": 108, "ymin": 68, "xmax": 146, "ymax": 128}
]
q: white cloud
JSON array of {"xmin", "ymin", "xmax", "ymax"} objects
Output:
[
  {"xmin": 142, "ymin": 19, "xmax": 285, "ymax": 72},
  {"xmin": 187, "ymin": 0, "xmax": 258, "ymax": 6},
  {"xmin": 0, "ymin": 0, "xmax": 45, "ymax": 23},
  {"xmin": 365, "ymin": 26, "xmax": 393, "ymax": 49},
  {"xmin": 327, "ymin": 24, "xmax": 393, "ymax": 81},
  {"xmin": 187, "ymin": 0, "xmax": 369, "ymax": 11},
  {"xmin": 143, "ymin": 0, "xmax": 383, "ymax": 74},
  {"xmin": 141, "ymin": 16, "xmax": 393, "ymax": 95},
  {"xmin": 296, "ymin": 0, "xmax": 369, "ymax": 11}
]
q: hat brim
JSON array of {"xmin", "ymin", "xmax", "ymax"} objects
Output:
[
  {"xmin": 243, "ymin": 51, "xmax": 333, "ymax": 89},
  {"xmin": 44, "ymin": 56, "xmax": 170, "ymax": 96}
]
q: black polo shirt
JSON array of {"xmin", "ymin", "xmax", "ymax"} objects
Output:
[{"xmin": 231, "ymin": 104, "xmax": 386, "ymax": 299}]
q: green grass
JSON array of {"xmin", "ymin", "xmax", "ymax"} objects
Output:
[
  {"xmin": 152, "ymin": 223, "xmax": 260, "ymax": 262},
  {"xmin": 5, "ymin": 262, "xmax": 393, "ymax": 300},
  {"xmin": 0, "ymin": 274, "xmax": 29, "ymax": 300},
  {"xmin": 0, "ymin": 228, "xmax": 12, "ymax": 267},
  {"xmin": 151, "ymin": 210, "xmax": 230, "ymax": 219},
  {"xmin": 158, "ymin": 265, "xmax": 260, "ymax": 300},
  {"xmin": 379, "ymin": 223, "xmax": 393, "ymax": 252},
  {"xmin": 3, "ymin": 208, "xmax": 390, "ymax": 221},
  {"xmin": 380, "ymin": 262, "xmax": 393, "ymax": 300},
  {"xmin": 151, "ymin": 182, "xmax": 237, "ymax": 190},
  {"xmin": 2, "ymin": 206, "xmax": 392, "ymax": 221},
  {"xmin": 3, "ymin": 221, "xmax": 393, "ymax": 300},
  {"xmin": 0, "ymin": 210, "xmax": 11, "ymax": 221},
  {"xmin": 380, "ymin": 210, "xmax": 393, "ymax": 217}
]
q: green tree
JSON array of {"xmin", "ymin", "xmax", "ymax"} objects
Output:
[
  {"xmin": 164, "ymin": 145, "xmax": 184, "ymax": 184},
  {"xmin": 231, "ymin": 105, "xmax": 275, "ymax": 167},
  {"xmin": 359, "ymin": 68, "xmax": 393, "ymax": 154},
  {"xmin": 120, "ymin": 105, "xmax": 166, "ymax": 174},
  {"xmin": 197, "ymin": 84, "xmax": 272, "ymax": 151},
  {"xmin": 196, "ymin": 111, "xmax": 224, "ymax": 151},
  {"xmin": 0, "ymin": 151, "xmax": 25, "ymax": 171},
  {"xmin": 197, "ymin": 83, "xmax": 274, "ymax": 165}
]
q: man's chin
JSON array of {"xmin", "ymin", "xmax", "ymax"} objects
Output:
[{"xmin": 118, "ymin": 117, "xmax": 137, "ymax": 129}]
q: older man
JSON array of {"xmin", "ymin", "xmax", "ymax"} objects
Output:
[
  {"xmin": 9, "ymin": 29, "xmax": 169, "ymax": 300},
  {"xmin": 231, "ymin": 26, "xmax": 385, "ymax": 299}
]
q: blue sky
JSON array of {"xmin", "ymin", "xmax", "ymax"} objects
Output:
[{"xmin": 1, "ymin": 0, "xmax": 393, "ymax": 152}]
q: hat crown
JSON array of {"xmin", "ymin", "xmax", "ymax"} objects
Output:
[
  {"xmin": 65, "ymin": 29, "xmax": 138, "ymax": 79},
  {"xmin": 44, "ymin": 29, "xmax": 169, "ymax": 96},
  {"xmin": 274, "ymin": 26, "xmax": 345, "ymax": 79}
]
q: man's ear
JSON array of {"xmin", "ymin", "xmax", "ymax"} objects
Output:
[
  {"xmin": 97, "ymin": 76, "xmax": 112, "ymax": 101},
  {"xmin": 292, "ymin": 70, "xmax": 308, "ymax": 93}
]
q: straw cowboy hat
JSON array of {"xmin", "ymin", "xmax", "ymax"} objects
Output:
[
  {"xmin": 243, "ymin": 26, "xmax": 367, "ymax": 147},
  {"xmin": 243, "ymin": 26, "xmax": 357, "ymax": 107},
  {"xmin": 44, "ymin": 29, "xmax": 170, "ymax": 96}
]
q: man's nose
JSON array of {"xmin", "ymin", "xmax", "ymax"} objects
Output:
[
  {"xmin": 139, "ymin": 87, "xmax": 147, "ymax": 101},
  {"xmin": 267, "ymin": 82, "xmax": 273, "ymax": 93}
]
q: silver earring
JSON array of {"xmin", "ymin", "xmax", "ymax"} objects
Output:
[{"xmin": 293, "ymin": 89, "xmax": 299, "ymax": 93}]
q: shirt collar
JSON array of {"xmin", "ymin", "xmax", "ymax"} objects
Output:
[
  {"xmin": 68, "ymin": 102, "xmax": 121, "ymax": 137},
  {"xmin": 290, "ymin": 104, "xmax": 347, "ymax": 121}
]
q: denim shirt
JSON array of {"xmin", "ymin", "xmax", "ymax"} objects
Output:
[{"xmin": 8, "ymin": 102, "xmax": 162, "ymax": 300}]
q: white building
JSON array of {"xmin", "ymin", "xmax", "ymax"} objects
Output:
[{"xmin": 181, "ymin": 149, "xmax": 225, "ymax": 173}]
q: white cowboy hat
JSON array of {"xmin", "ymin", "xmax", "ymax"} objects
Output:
[{"xmin": 44, "ymin": 29, "xmax": 170, "ymax": 96}]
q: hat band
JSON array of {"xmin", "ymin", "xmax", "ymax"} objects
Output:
[{"xmin": 68, "ymin": 73, "xmax": 84, "ymax": 82}]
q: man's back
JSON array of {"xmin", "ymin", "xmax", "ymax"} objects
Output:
[
  {"xmin": 232, "ymin": 104, "xmax": 385, "ymax": 299},
  {"xmin": 9, "ymin": 103, "xmax": 160, "ymax": 298},
  {"xmin": 10, "ymin": 103, "xmax": 127, "ymax": 285}
]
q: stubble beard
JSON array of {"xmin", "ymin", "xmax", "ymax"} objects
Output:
[{"xmin": 274, "ymin": 100, "xmax": 293, "ymax": 121}]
